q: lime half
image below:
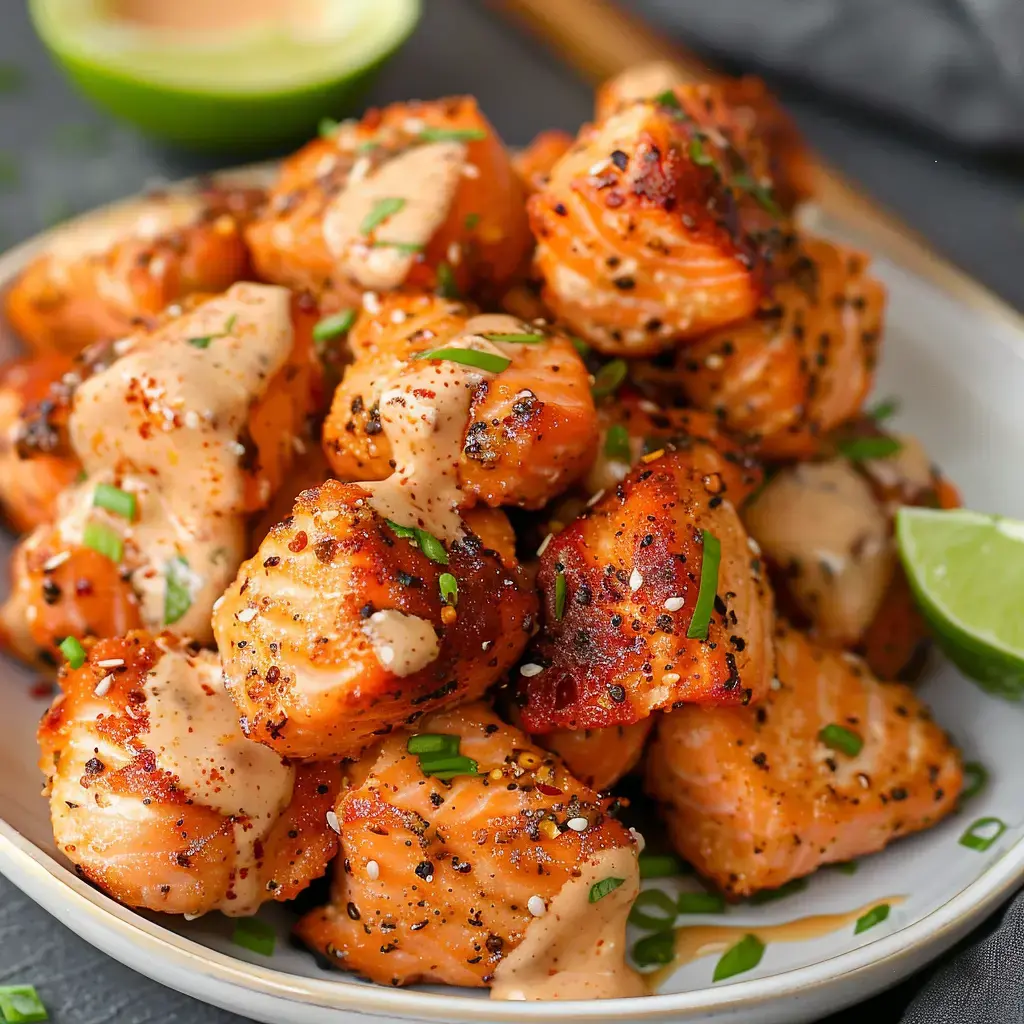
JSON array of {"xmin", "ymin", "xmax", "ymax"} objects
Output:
[
  {"xmin": 896, "ymin": 506, "xmax": 1024, "ymax": 699},
  {"xmin": 30, "ymin": 0, "xmax": 420, "ymax": 151}
]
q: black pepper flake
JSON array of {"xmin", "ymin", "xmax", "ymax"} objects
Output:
[
  {"xmin": 346, "ymin": 901, "xmax": 360, "ymax": 920},
  {"xmin": 263, "ymin": 555, "xmax": 280, "ymax": 568},
  {"xmin": 84, "ymin": 757, "xmax": 104, "ymax": 774},
  {"xmin": 414, "ymin": 861, "xmax": 434, "ymax": 880}
]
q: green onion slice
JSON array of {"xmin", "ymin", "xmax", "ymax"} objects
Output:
[
  {"xmin": 481, "ymin": 332, "xmax": 546, "ymax": 344},
  {"xmin": 415, "ymin": 529, "xmax": 448, "ymax": 565},
  {"xmin": 83, "ymin": 521, "xmax": 123, "ymax": 564},
  {"xmin": 59, "ymin": 636, "xmax": 86, "ymax": 670},
  {"xmin": 418, "ymin": 127, "xmax": 487, "ymax": 142},
  {"xmin": 0, "ymin": 985, "xmax": 49, "ymax": 1023},
  {"xmin": 604, "ymin": 423, "xmax": 632, "ymax": 462},
  {"xmin": 232, "ymin": 917, "xmax": 276, "ymax": 956},
  {"xmin": 638, "ymin": 852, "xmax": 687, "ymax": 879},
  {"xmin": 688, "ymin": 136, "xmax": 716, "ymax": 168},
  {"xmin": 164, "ymin": 556, "xmax": 192, "ymax": 626},
  {"xmin": 676, "ymin": 891, "xmax": 726, "ymax": 915},
  {"xmin": 854, "ymin": 903, "xmax": 890, "ymax": 935},
  {"xmin": 713, "ymin": 933, "xmax": 764, "ymax": 982},
  {"xmin": 415, "ymin": 347, "xmax": 511, "ymax": 374},
  {"xmin": 436, "ymin": 261, "xmax": 461, "ymax": 299},
  {"xmin": 628, "ymin": 889, "xmax": 678, "ymax": 930},
  {"xmin": 360, "ymin": 197, "xmax": 405, "ymax": 235},
  {"xmin": 318, "ymin": 116, "xmax": 339, "ymax": 138},
  {"xmin": 653, "ymin": 89, "xmax": 682, "ymax": 110},
  {"xmin": 632, "ymin": 930, "xmax": 676, "ymax": 968},
  {"xmin": 407, "ymin": 734, "xmax": 461, "ymax": 757},
  {"xmin": 686, "ymin": 530, "xmax": 721, "ymax": 640},
  {"xmin": 961, "ymin": 761, "xmax": 988, "ymax": 802},
  {"xmin": 836, "ymin": 436, "xmax": 903, "ymax": 462},
  {"xmin": 188, "ymin": 335, "xmax": 213, "ymax": 349},
  {"xmin": 439, "ymin": 572, "xmax": 458, "ymax": 606},
  {"xmin": 385, "ymin": 519, "xmax": 417, "ymax": 540},
  {"xmin": 748, "ymin": 877, "xmax": 808, "ymax": 905},
  {"xmin": 419, "ymin": 755, "xmax": 478, "ymax": 779},
  {"xmin": 867, "ymin": 396, "xmax": 900, "ymax": 422},
  {"xmin": 92, "ymin": 483, "xmax": 136, "ymax": 521},
  {"xmin": 313, "ymin": 309, "xmax": 356, "ymax": 344},
  {"xmin": 571, "ymin": 336, "xmax": 590, "ymax": 357},
  {"xmin": 554, "ymin": 570, "xmax": 567, "ymax": 621},
  {"xmin": 959, "ymin": 816, "xmax": 1007, "ymax": 852},
  {"xmin": 589, "ymin": 877, "xmax": 625, "ymax": 903},
  {"xmin": 591, "ymin": 358, "xmax": 628, "ymax": 399},
  {"xmin": 731, "ymin": 173, "xmax": 782, "ymax": 216},
  {"xmin": 818, "ymin": 723, "xmax": 864, "ymax": 757},
  {"xmin": 370, "ymin": 240, "xmax": 424, "ymax": 253}
]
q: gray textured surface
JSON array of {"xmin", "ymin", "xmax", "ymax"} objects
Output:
[{"xmin": 0, "ymin": 2, "xmax": 1022, "ymax": 1022}]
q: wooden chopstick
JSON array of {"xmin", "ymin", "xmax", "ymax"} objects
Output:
[{"xmin": 494, "ymin": 0, "xmax": 1024, "ymax": 329}]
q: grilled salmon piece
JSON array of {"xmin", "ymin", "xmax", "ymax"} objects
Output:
[
  {"xmin": 513, "ymin": 129, "xmax": 574, "ymax": 195},
  {"xmin": 38, "ymin": 632, "xmax": 340, "ymax": 917},
  {"xmin": 518, "ymin": 448, "xmax": 774, "ymax": 734},
  {"xmin": 7, "ymin": 186, "xmax": 260, "ymax": 358},
  {"xmin": 214, "ymin": 480, "xmax": 537, "ymax": 760},
  {"xmin": 247, "ymin": 97, "xmax": 531, "ymax": 309},
  {"xmin": 645, "ymin": 624, "xmax": 963, "ymax": 897},
  {"xmin": 675, "ymin": 236, "xmax": 885, "ymax": 459},
  {"xmin": 0, "ymin": 354, "xmax": 81, "ymax": 532},
  {"xmin": 294, "ymin": 702, "xmax": 641, "ymax": 995},
  {"xmin": 537, "ymin": 719, "xmax": 654, "ymax": 792},
  {"xmin": 322, "ymin": 294, "xmax": 599, "ymax": 511},
  {"xmin": 529, "ymin": 95, "xmax": 787, "ymax": 356}
]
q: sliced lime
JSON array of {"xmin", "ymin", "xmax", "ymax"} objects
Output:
[
  {"xmin": 896, "ymin": 507, "xmax": 1024, "ymax": 699},
  {"xmin": 30, "ymin": 0, "xmax": 420, "ymax": 151}
]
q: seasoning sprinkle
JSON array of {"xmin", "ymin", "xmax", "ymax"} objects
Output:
[
  {"xmin": 527, "ymin": 895, "xmax": 546, "ymax": 917},
  {"xmin": 629, "ymin": 568, "xmax": 644, "ymax": 592},
  {"xmin": 664, "ymin": 597, "xmax": 685, "ymax": 612},
  {"xmin": 93, "ymin": 674, "xmax": 113, "ymax": 697},
  {"xmin": 96, "ymin": 658, "xmax": 124, "ymax": 668},
  {"xmin": 519, "ymin": 663, "xmax": 543, "ymax": 678},
  {"xmin": 366, "ymin": 860, "xmax": 380, "ymax": 881},
  {"xmin": 536, "ymin": 533, "xmax": 553, "ymax": 556},
  {"xmin": 326, "ymin": 810, "xmax": 341, "ymax": 834},
  {"xmin": 566, "ymin": 816, "xmax": 588, "ymax": 832},
  {"xmin": 237, "ymin": 607, "xmax": 258, "ymax": 623}
]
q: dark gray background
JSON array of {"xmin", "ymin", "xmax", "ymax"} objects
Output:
[{"xmin": 0, "ymin": 2, "xmax": 1021, "ymax": 1022}]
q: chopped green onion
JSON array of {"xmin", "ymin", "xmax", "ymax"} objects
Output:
[
  {"xmin": 439, "ymin": 572, "xmax": 458, "ymax": 606},
  {"xmin": 59, "ymin": 636, "xmax": 86, "ymax": 670},
  {"xmin": 688, "ymin": 136, "xmax": 716, "ymax": 168},
  {"xmin": 232, "ymin": 917, "xmax": 276, "ymax": 956},
  {"xmin": 415, "ymin": 529, "xmax": 448, "ymax": 565},
  {"xmin": 418, "ymin": 127, "xmax": 487, "ymax": 143},
  {"xmin": 419, "ymin": 755, "xmax": 478, "ymax": 779},
  {"xmin": 713, "ymin": 933, "xmax": 764, "ymax": 982},
  {"xmin": 436, "ymin": 261, "xmax": 461, "ymax": 299},
  {"xmin": 867, "ymin": 396, "xmax": 900, "ymax": 422},
  {"xmin": 837, "ymin": 436, "xmax": 903, "ymax": 462},
  {"xmin": 92, "ymin": 483, "xmax": 136, "ymax": 521},
  {"xmin": 415, "ymin": 347, "xmax": 511, "ymax": 374},
  {"xmin": 628, "ymin": 888, "xmax": 678, "ymax": 930},
  {"xmin": 0, "ymin": 986, "xmax": 48, "ymax": 1023},
  {"xmin": 370, "ymin": 240, "xmax": 424, "ymax": 253},
  {"xmin": 313, "ymin": 309, "xmax": 356, "ymax": 344},
  {"xmin": 318, "ymin": 117, "xmax": 339, "ymax": 138},
  {"xmin": 188, "ymin": 335, "xmax": 213, "ymax": 350},
  {"xmin": 464, "ymin": 212, "xmax": 480, "ymax": 230},
  {"xmin": 407, "ymin": 734, "xmax": 461, "ymax": 756},
  {"xmin": 961, "ymin": 761, "xmax": 988, "ymax": 802},
  {"xmin": 604, "ymin": 424, "xmax": 632, "ymax": 462},
  {"xmin": 653, "ymin": 89, "xmax": 682, "ymax": 110},
  {"xmin": 731, "ymin": 173, "xmax": 782, "ymax": 217},
  {"xmin": 686, "ymin": 530, "xmax": 721, "ymax": 640},
  {"xmin": 553, "ymin": 570, "xmax": 567, "ymax": 621},
  {"xmin": 360, "ymin": 197, "xmax": 405, "ymax": 234},
  {"xmin": 385, "ymin": 519, "xmax": 417, "ymax": 540},
  {"xmin": 591, "ymin": 358, "xmax": 628, "ymax": 399},
  {"xmin": 854, "ymin": 903, "xmax": 890, "ymax": 935},
  {"xmin": 164, "ymin": 556, "xmax": 192, "ymax": 625},
  {"xmin": 748, "ymin": 877, "xmax": 808, "ymax": 904},
  {"xmin": 818, "ymin": 723, "xmax": 864, "ymax": 758},
  {"xmin": 589, "ymin": 877, "xmax": 625, "ymax": 903},
  {"xmin": 482, "ymin": 332, "xmax": 546, "ymax": 344},
  {"xmin": 832, "ymin": 860, "xmax": 858, "ymax": 875},
  {"xmin": 188, "ymin": 315, "xmax": 236, "ymax": 350},
  {"xmin": 571, "ymin": 337, "xmax": 590, "ymax": 357},
  {"xmin": 959, "ymin": 816, "xmax": 1006, "ymax": 852},
  {"xmin": 676, "ymin": 891, "xmax": 726, "ymax": 914},
  {"xmin": 632, "ymin": 930, "xmax": 675, "ymax": 968},
  {"xmin": 638, "ymin": 852, "xmax": 687, "ymax": 879},
  {"xmin": 83, "ymin": 521, "xmax": 123, "ymax": 564}
]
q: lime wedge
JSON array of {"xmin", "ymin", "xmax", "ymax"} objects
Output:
[
  {"xmin": 896, "ymin": 507, "xmax": 1024, "ymax": 699},
  {"xmin": 30, "ymin": 0, "xmax": 420, "ymax": 150}
]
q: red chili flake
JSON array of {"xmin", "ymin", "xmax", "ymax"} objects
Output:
[
  {"xmin": 536, "ymin": 783, "xmax": 563, "ymax": 796},
  {"xmin": 30, "ymin": 679, "xmax": 55, "ymax": 699},
  {"xmin": 288, "ymin": 531, "xmax": 308, "ymax": 553}
]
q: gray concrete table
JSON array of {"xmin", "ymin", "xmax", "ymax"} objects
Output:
[{"xmin": 0, "ymin": 2, "xmax": 1021, "ymax": 1022}]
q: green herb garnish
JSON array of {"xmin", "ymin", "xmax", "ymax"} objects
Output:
[
  {"xmin": 554, "ymin": 570, "xmax": 567, "ymax": 621},
  {"xmin": 232, "ymin": 917, "xmax": 276, "ymax": 956},
  {"xmin": 688, "ymin": 136, "xmax": 716, "ymax": 168},
  {"xmin": 867, "ymin": 397, "xmax": 900, "ymax": 422},
  {"xmin": 628, "ymin": 889, "xmax": 678, "ymax": 930},
  {"xmin": 360, "ymin": 197, "xmax": 405, "ymax": 234},
  {"xmin": 0, "ymin": 63, "xmax": 25, "ymax": 95},
  {"xmin": 92, "ymin": 483, "xmax": 136, "ymax": 521},
  {"xmin": 638, "ymin": 852, "xmax": 687, "ymax": 879},
  {"xmin": 713, "ymin": 934, "xmax": 764, "ymax": 982},
  {"xmin": 415, "ymin": 347, "xmax": 511, "ymax": 374},
  {"xmin": 832, "ymin": 861, "xmax": 858, "ymax": 875},
  {"xmin": 318, "ymin": 117, "xmax": 339, "ymax": 138},
  {"xmin": 313, "ymin": 309, "xmax": 356, "ymax": 344},
  {"xmin": 653, "ymin": 89, "xmax": 681, "ymax": 110},
  {"xmin": 188, "ymin": 315, "xmax": 236, "ymax": 350},
  {"xmin": 439, "ymin": 572, "xmax": 458, "ymax": 606},
  {"xmin": 818, "ymin": 723, "xmax": 864, "ymax": 757},
  {"xmin": 0, "ymin": 985, "xmax": 48, "ymax": 1023},
  {"xmin": 58, "ymin": 636, "xmax": 86, "ymax": 670},
  {"xmin": 481, "ymin": 332, "xmax": 546, "ymax": 344},
  {"xmin": 83, "ymin": 522, "xmax": 123, "ymax": 563},
  {"xmin": 676, "ymin": 891, "xmax": 726, "ymax": 914},
  {"xmin": 164, "ymin": 556, "xmax": 192, "ymax": 625},
  {"xmin": 591, "ymin": 358, "xmax": 628, "ymax": 399},
  {"xmin": 407, "ymin": 734, "xmax": 461, "ymax": 756},
  {"xmin": 418, "ymin": 754, "xmax": 479, "ymax": 781},
  {"xmin": 837, "ymin": 436, "xmax": 903, "ymax": 462},
  {"xmin": 959, "ymin": 816, "xmax": 1006, "ymax": 852},
  {"xmin": 731, "ymin": 173, "xmax": 782, "ymax": 216},
  {"xmin": 418, "ymin": 127, "xmax": 487, "ymax": 143},
  {"xmin": 854, "ymin": 903, "xmax": 890, "ymax": 935},
  {"xmin": 385, "ymin": 521, "xmax": 449, "ymax": 565},
  {"xmin": 604, "ymin": 424, "xmax": 632, "ymax": 462},
  {"xmin": 748, "ymin": 878, "xmax": 808, "ymax": 904},
  {"xmin": 385, "ymin": 519, "xmax": 417, "ymax": 540},
  {"xmin": 686, "ymin": 530, "xmax": 721, "ymax": 640},
  {"xmin": 961, "ymin": 761, "xmax": 988, "ymax": 802},
  {"xmin": 589, "ymin": 877, "xmax": 626, "ymax": 903},
  {"xmin": 436, "ymin": 261, "xmax": 461, "ymax": 299},
  {"xmin": 632, "ymin": 930, "xmax": 675, "ymax": 968},
  {"xmin": 464, "ymin": 212, "xmax": 480, "ymax": 230}
]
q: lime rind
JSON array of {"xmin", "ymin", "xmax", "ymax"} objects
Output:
[{"xmin": 896, "ymin": 506, "xmax": 1024, "ymax": 699}]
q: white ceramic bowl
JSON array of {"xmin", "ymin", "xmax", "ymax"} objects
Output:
[{"xmin": 1, "ymin": 184, "xmax": 1023, "ymax": 1024}]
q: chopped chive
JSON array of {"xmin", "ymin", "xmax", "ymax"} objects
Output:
[
  {"xmin": 188, "ymin": 335, "xmax": 213, "ymax": 350},
  {"xmin": 439, "ymin": 572, "xmax": 458, "ymax": 606},
  {"xmin": 313, "ymin": 309, "xmax": 356, "ymax": 343},
  {"xmin": 591, "ymin": 358, "xmax": 628, "ymax": 399},
  {"xmin": 867, "ymin": 396, "xmax": 900, "ymax": 422},
  {"xmin": 552, "ymin": 570, "xmax": 568, "ymax": 622},
  {"xmin": 832, "ymin": 860, "xmax": 858, "ymax": 875},
  {"xmin": 83, "ymin": 521, "xmax": 123, "ymax": 563},
  {"xmin": 854, "ymin": 903, "xmax": 890, "ymax": 935},
  {"xmin": 164, "ymin": 556, "xmax": 192, "ymax": 625},
  {"xmin": 59, "ymin": 636, "xmax": 86, "ymax": 670},
  {"xmin": 385, "ymin": 519, "xmax": 417, "ymax": 540},
  {"xmin": 232, "ymin": 917, "xmax": 276, "ymax": 956},
  {"xmin": 464, "ymin": 212, "xmax": 480, "ymax": 230},
  {"xmin": 224, "ymin": 314, "xmax": 237, "ymax": 334},
  {"xmin": 360, "ymin": 197, "xmax": 405, "ymax": 235},
  {"xmin": 961, "ymin": 761, "xmax": 988, "ymax": 802},
  {"xmin": 959, "ymin": 816, "xmax": 1007, "ymax": 852},
  {"xmin": 407, "ymin": 734, "xmax": 461, "ymax": 756},
  {"xmin": 686, "ymin": 530, "xmax": 721, "ymax": 640},
  {"xmin": 638, "ymin": 852, "xmax": 686, "ymax": 878},
  {"xmin": 713, "ymin": 933, "xmax": 764, "ymax": 982},
  {"xmin": 731, "ymin": 173, "xmax": 782, "ymax": 216},
  {"xmin": 676, "ymin": 891, "xmax": 726, "ymax": 914},
  {"xmin": 418, "ymin": 754, "xmax": 478, "ymax": 778},
  {"xmin": 414, "ymin": 529, "xmax": 448, "ymax": 565},
  {"xmin": 418, "ymin": 127, "xmax": 487, "ymax": 142},
  {"xmin": 628, "ymin": 889, "xmax": 678, "ymax": 930},
  {"xmin": 370, "ymin": 240, "xmax": 424, "ymax": 253},
  {"xmin": 837, "ymin": 436, "xmax": 902, "ymax": 462},
  {"xmin": 748, "ymin": 877, "xmax": 808, "ymax": 904},
  {"xmin": 632, "ymin": 930, "xmax": 675, "ymax": 968},
  {"xmin": 481, "ymin": 332, "xmax": 546, "ymax": 344},
  {"xmin": 818, "ymin": 723, "xmax": 863, "ymax": 757},
  {"xmin": 604, "ymin": 423, "xmax": 632, "ymax": 462},
  {"xmin": 415, "ymin": 347, "xmax": 511, "ymax": 374},
  {"xmin": 0, "ymin": 986, "xmax": 48, "ymax": 1023},
  {"xmin": 435, "ymin": 261, "xmax": 461, "ymax": 299},
  {"xmin": 590, "ymin": 876, "xmax": 625, "ymax": 903},
  {"xmin": 92, "ymin": 483, "xmax": 136, "ymax": 521},
  {"xmin": 653, "ymin": 89, "xmax": 681, "ymax": 110},
  {"xmin": 318, "ymin": 116, "xmax": 339, "ymax": 138},
  {"xmin": 688, "ymin": 136, "xmax": 716, "ymax": 168}
]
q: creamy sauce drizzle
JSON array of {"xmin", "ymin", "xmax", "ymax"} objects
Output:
[
  {"xmin": 361, "ymin": 609, "xmax": 439, "ymax": 677},
  {"xmin": 140, "ymin": 648, "xmax": 295, "ymax": 915},
  {"xmin": 322, "ymin": 142, "xmax": 466, "ymax": 291},
  {"xmin": 491, "ymin": 846, "xmax": 645, "ymax": 1001},
  {"xmin": 645, "ymin": 896, "xmax": 906, "ymax": 992}
]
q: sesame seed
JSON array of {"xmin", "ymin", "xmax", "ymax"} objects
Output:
[
  {"xmin": 229, "ymin": 441, "xmax": 246, "ymax": 457},
  {"xmin": 536, "ymin": 533, "xmax": 553, "ymax": 556},
  {"xmin": 93, "ymin": 674, "xmax": 114, "ymax": 697},
  {"xmin": 770, "ymin": 677, "xmax": 782, "ymax": 691},
  {"xmin": 704, "ymin": 353, "xmax": 724, "ymax": 370},
  {"xmin": 586, "ymin": 489, "xmax": 605, "ymax": 507},
  {"xmin": 519, "ymin": 663, "xmax": 543, "ymax": 678},
  {"xmin": 481, "ymin": 640, "xmax": 493, "ymax": 651},
  {"xmin": 588, "ymin": 157, "xmax": 611, "ymax": 176},
  {"xmin": 566, "ymin": 816, "xmax": 588, "ymax": 831},
  {"xmin": 462, "ymin": 163, "xmax": 480, "ymax": 179},
  {"xmin": 366, "ymin": 860, "xmax": 380, "ymax": 881},
  {"xmin": 183, "ymin": 410, "xmax": 200, "ymax": 429},
  {"xmin": 319, "ymin": 509, "xmax": 339, "ymax": 522},
  {"xmin": 390, "ymin": 309, "xmax": 408, "ymax": 324},
  {"xmin": 212, "ymin": 596, "xmax": 224, "ymax": 613},
  {"xmin": 527, "ymin": 895, "xmax": 546, "ymax": 917},
  {"xmin": 43, "ymin": 551, "xmax": 71, "ymax": 571},
  {"xmin": 96, "ymin": 658, "xmax": 124, "ymax": 668},
  {"xmin": 326, "ymin": 810, "xmax": 340, "ymax": 834},
  {"xmin": 662, "ymin": 672, "xmax": 681, "ymax": 685},
  {"xmin": 629, "ymin": 568, "xmax": 643, "ymax": 591},
  {"xmin": 237, "ymin": 607, "xmax": 258, "ymax": 623},
  {"xmin": 747, "ymin": 536, "xmax": 762, "ymax": 555},
  {"xmin": 363, "ymin": 291, "xmax": 381, "ymax": 314},
  {"xmin": 664, "ymin": 596, "xmax": 685, "ymax": 612},
  {"xmin": 629, "ymin": 827, "xmax": 646, "ymax": 852}
]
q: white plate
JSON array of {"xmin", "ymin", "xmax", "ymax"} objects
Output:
[{"xmin": 1, "ymin": 183, "xmax": 1024, "ymax": 1024}]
